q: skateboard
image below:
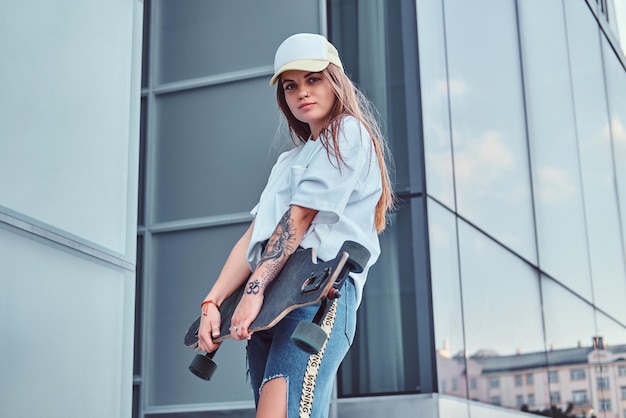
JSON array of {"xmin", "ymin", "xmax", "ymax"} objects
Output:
[{"xmin": 184, "ymin": 240, "xmax": 370, "ymax": 381}]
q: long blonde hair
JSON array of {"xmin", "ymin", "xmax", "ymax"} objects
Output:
[{"xmin": 276, "ymin": 64, "xmax": 395, "ymax": 233}]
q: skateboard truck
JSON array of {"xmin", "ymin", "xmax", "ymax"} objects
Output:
[
  {"xmin": 290, "ymin": 241, "xmax": 370, "ymax": 355},
  {"xmin": 301, "ymin": 268, "xmax": 333, "ymax": 294}
]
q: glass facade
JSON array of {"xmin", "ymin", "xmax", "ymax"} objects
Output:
[
  {"xmin": 134, "ymin": 0, "xmax": 626, "ymax": 417},
  {"xmin": 421, "ymin": 0, "xmax": 626, "ymax": 416}
]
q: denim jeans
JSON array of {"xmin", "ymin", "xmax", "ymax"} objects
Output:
[{"xmin": 247, "ymin": 278, "xmax": 357, "ymax": 418}]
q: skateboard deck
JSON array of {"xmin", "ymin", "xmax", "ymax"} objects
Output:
[
  {"xmin": 184, "ymin": 246, "xmax": 349, "ymax": 348},
  {"xmin": 183, "ymin": 241, "xmax": 370, "ymax": 380}
]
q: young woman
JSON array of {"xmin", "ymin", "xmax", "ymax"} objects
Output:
[{"xmin": 196, "ymin": 33, "xmax": 394, "ymax": 418}]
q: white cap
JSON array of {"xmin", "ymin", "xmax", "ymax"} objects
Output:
[{"xmin": 270, "ymin": 33, "xmax": 344, "ymax": 86}]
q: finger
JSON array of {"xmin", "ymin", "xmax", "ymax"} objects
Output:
[
  {"xmin": 230, "ymin": 324, "xmax": 240, "ymax": 340},
  {"xmin": 239, "ymin": 324, "xmax": 251, "ymax": 340},
  {"xmin": 211, "ymin": 324, "xmax": 221, "ymax": 338}
]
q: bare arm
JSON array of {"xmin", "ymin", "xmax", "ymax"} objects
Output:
[
  {"xmin": 197, "ymin": 220, "xmax": 255, "ymax": 353},
  {"xmin": 230, "ymin": 204, "xmax": 318, "ymax": 340}
]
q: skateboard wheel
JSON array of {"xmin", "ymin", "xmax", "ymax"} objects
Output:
[
  {"xmin": 189, "ymin": 353, "xmax": 218, "ymax": 381},
  {"xmin": 339, "ymin": 241, "xmax": 371, "ymax": 274},
  {"xmin": 291, "ymin": 321, "xmax": 328, "ymax": 354}
]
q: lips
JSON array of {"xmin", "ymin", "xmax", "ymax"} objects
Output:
[{"xmin": 299, "ymin": 102, "xmax": 315, "ymax": 109}]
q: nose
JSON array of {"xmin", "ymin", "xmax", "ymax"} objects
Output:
[{"xmin": 298, "ymin": 86, "xmax": 309, "ymax": 99}]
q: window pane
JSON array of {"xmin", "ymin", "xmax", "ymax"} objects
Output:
[
  {"xmin": 154, "ymin": 79, "xmax": 283, "ymax": 223},
  {"xmin": 418, "ymin": 0, "xmax": 454, "ymax": 207},
  {"xmin": 444, "ymin": 0, "xmax": 536, "ymax": 263},
  {"xmin": 519, "ymin": 0, "xmax": 592, "ymax": 299},
  {"xmin": 338, "ymin": 201, "xmax": 419, "ymax": 395},
  {"xmin": 458, "ymin": 220, "xmax": 546, "ymax": 411},
  {"xmin": 603, "ymin": 38, "xmax": 626, "ymax": 288},
  {"xmin": 565, "ymin": 0, "xmax": 626, "ymax": 320},
  {"xmin": 428, "ymin": 199, "xmax": 467, "ymax": 399},
  {"xmin": 141, "ymin": 0, "xmax": 150, "ymax": 88},
  {"xmin": 138, "ymin": 97, "xmax": 147, "ymax": 227},
  {"xmin": 541, "ymin": 277, "xmax": 595, "ymax": 412},
  {"xmin": 146, "ymin": 224, "xmax": 252, "ymax": 407},
  {"xmin": 156, "ymin": 0, "xmax": 320, "ymax": 84},
  {"xmin": 134, "ymin": 235, "xmax": 144, "ymax": 376},
  {"xmin": 330, "ymin": 0, "xmax": 412, "ymax": 192}
]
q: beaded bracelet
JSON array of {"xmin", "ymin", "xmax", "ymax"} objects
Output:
[{"xmin": 201, "ymin": 299, "xmax": 220, "ymax": 316}]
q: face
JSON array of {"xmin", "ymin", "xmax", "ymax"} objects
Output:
[{"xmin": 280, "ymin": 70, "xmax": 337, "ymax": 139}]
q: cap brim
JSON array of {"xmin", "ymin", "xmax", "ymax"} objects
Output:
[{"xmin": 269, "ymin": 60, "xmax": 330, "ymax": 86}]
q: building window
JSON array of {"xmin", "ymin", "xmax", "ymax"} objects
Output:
[
  {"xmin": 470, "ymin": 378, "xmax": 478, "ymax": 390},
  {"xmin": 599, "ymin": 399, "xmax": 611, "ymax": 411},
  {"xmin": 515, "ymin": 374, "xmax": 523, "ymax": 387},
  {"xmin": 550, "ymin": 391, "xmax": 561, "ymax": 404},
  {"xmin": 548, "ymin": 370, "xmax": 559, "ymax": 383},
  {"xmin": 619, "ymin": 365, "xmax": 626, "ymax": 376},
  {"xmin": 516, "ymin": 395, "xmax": 524, "ymax": 407},
  {"xmin": 526, "ymin": 373, "xmax": 534, "ymax": 385},
  {"xmin": 528, "ymin": 393, "xmax": 536, "ymax": 406},
  {"xmin": 490, "ymin": 377, "xmax": 500, "ymax": 389},
  {"xmin": 573, "ymin": 390, "xmax": 588, "ymax": 406},
  {"xmin": 571, "ymin": 368, "xmax": 586, "ymax": 381},
  {"xmin": 598, "ymin": 376, "xmax": 610, "ymax": 390},
  {"xmin": 451, "ymin": 378, "xmax": 458, "ymax": 392},
  {"xmin": 621, "ymin": 386, "xmax": 626, "ymax": 400},
  {"xmin": 491, "ymin": 396, "xmax": 501, "ymax": 406}
]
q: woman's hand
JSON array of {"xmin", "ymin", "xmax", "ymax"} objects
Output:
[
  {"xmin": 197, "ymin": 304, "xmax": 222, "ymax": 353},
  {"xmin": 229, "ymin": 290, "xmax": 264, "ymax": 340}
]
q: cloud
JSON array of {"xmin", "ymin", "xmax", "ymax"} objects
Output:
[
  {"xmin": 610, "ymin": 116, "xmax": 626, "ymax": 145},
  {"xmin": 433, "ymin": 78, "xmax": 468, "ymax": 99},
  {"xmin": 535, "ymin": 167, "xmax": 576, "ymax": 205},
  {"xmin": 454, "ymin": 130, "xmax": 515, "ymax": 194}
]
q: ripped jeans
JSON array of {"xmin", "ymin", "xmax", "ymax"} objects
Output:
[{"xmin": 246, "ymin": 278, "xmax": 357, "ymax": 418}]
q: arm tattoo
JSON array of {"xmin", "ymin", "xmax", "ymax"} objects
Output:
[
  {"xmin": 246, "ymin": 280, "xmax": 261, "ymax": 295},
  {"xmin": 253, "ymin": 207, "xmax": 298, "ymax": 292},
  {"xmin": 260, "ymin": 208, "xmax": 297, "ymax": 264}
]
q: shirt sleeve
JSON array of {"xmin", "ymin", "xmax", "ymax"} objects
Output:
[{"xmin": 290, "ymin": 116, "xmax": 372, "ymax": 224}]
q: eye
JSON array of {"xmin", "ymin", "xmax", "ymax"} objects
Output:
[
  {"xmin": 283, "ymin": 83, "xmax": 296, "ymax": 91},
  {"xmin": 307, "ymin": 77, "xmax": 321, "ymax": 84}
]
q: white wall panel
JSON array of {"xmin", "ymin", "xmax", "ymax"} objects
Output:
[
  {"xmin": 0, "ymin": 227, "xmax": 135, "ymax": 418},
  {"xmin": 0, "ymin": 0, "xmax": 140, "ymax": 255}
]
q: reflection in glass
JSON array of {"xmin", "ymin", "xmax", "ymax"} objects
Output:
[
  {"xmin": 458, "ymin": 220, "xmax": 545, "ymax": 412},
  {"xmin": 418, "ymin": 0, "xmax": 454, "ymax": 208},
  {"xmin": 427, "ymin": 199, "xmax": 467, "ymax": 399},
  {"xmin": 589, "ymin": 314, "xmax": 626, "ymax": 417},
  {"xmin": 564, "ymin": 0, "xmax": 626, "ymax": 322},
  {"xmin": 602, "ymin": 37, "xmax": 626, "ymax": 293},
  {"xmin": 541, "ymin": 276, "xmax": 596, "ymax": 415},
  {"xmin": 518, "ymin": 0, "xmax": 592, "ymax": 300},
  {"xmin": 538, "ymin": 280, "xmax": 626, "ymax": 416},
  {"xmin": 338, "ymin": 202, "xmax": 419, "ymax": 395},
  {"xmin": 444, "ymin": 0, "xmax": 536, "ymax": 263},
  {"xmin": 330, "ymin": 0, "xmax": 411, "ymax": 192}
]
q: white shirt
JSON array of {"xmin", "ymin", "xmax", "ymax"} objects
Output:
[{"xmin": 247, "ymin": 115, "xmax": 382, "ymax": 306}]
